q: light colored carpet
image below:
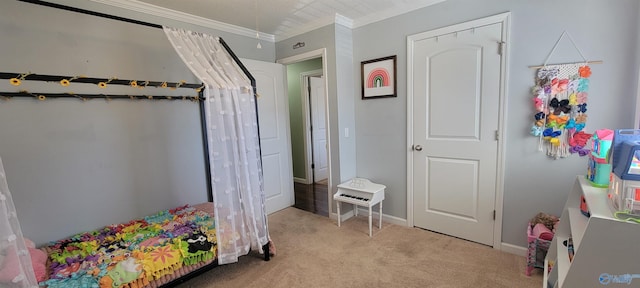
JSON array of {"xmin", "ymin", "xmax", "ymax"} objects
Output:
[{"xmin": 177, "ymin": 207, "xmax": 543, "ymax": 288}]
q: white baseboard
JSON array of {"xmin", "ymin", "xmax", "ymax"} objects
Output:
[
  {"xmin": 500, "ymin": 242, "xmax": 527, "ymax": 257},
  {"xmin": 356, "ymin": 207, "xmax": 408, "ymax": 226},
  {"xmin": 330, "ymin": 207, "xmax": 410, "ymax": 227},
  {"xmin": 293, "ymin": 177, "xmax": 309, "ymax": 184},
  {"xmin": 332, "ymin": 208, "xmax": 528, "ymax": 257},
  {"xmin": 329, "ymin": 210, "xmax": 355, "ymax": 221}
]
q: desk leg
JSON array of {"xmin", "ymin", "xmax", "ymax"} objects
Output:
[
  {"xmin": 337, "ymin": 201, "xmax": 341, "ymax": 227},
  {"xmin": 379, "ymin": 201, "xmax": 383, "ymax": 229},
  {"xmin": 354, "ymin": 204, "xmax": 358, "ymax": 217},
  {"xmin": 368, "ymin": 205, "xmax": 372, "ymax": 237}
]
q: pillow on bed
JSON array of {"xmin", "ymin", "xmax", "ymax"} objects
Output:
[
  {"xmin": 192, "ymin": 202, "xmax": 214, "ymax": 214},
  {"xmin": 0, "ymin": 245, "xmax": 47, "ymax": 283}
]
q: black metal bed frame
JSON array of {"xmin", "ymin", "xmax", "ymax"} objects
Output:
[{"xmin": 7, "ymin": 0, "xmax": 270, "ymax": 285}]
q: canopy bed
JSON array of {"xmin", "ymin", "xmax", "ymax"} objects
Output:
[{"xmin": 1, "ymin": 1, "xmax": 272, "ymax": 287}]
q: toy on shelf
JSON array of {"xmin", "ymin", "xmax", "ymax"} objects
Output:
[
  {"xmin": 580, "ymin": 195, "xmax": 590, "ymax": 217},
  {"xmin": 612, "ymin": 141, "xmax": 640, "ymax": 180},
  {"xmin": 586, "ymin": 129, "xmax": 613, "ymax": 187},
  {"xmin": 611, "ymin": 129, "xmax": 640, "ymax": 170},
  {"xmin": 606, "ymin": 130, "xmax": 640, "ymax": 222},
  {"xmin": 609, "ymin": 173, "xmax": 640, "ymax": 222}
]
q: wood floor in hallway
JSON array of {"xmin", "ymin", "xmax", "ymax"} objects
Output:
[{"xmin": 293, "ymin": 181, "xmax": 329, "ymax": 217}]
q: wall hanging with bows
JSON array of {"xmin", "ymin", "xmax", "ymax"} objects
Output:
[{"xmin": 529, "ymin": 31, "xmax": 602, "ymax": 159}]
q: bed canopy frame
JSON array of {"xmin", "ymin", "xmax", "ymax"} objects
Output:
[{"xmin": 1, "ymin": 2, "xmax": 269, "ymax": 286}]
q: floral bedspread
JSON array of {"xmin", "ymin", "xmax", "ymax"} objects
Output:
[{"xmin": 41, "ymin": 204, "xmax": 216, "ymax": 288}]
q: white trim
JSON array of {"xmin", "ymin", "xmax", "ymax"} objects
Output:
[
  {"xmin": 329, "ymin": 210, "xmax": 354, "ymax": 222},
  {"xmin": 88, "ymin": 0, "xmax": 275, "ymax": 42},
  {"xmin": 407, "ymin": 12, "xmax": 509, "ymax": 41},
  {"xmin": 494, "ymin": 12, "xmax": 511, "ymax": 251},
  {"xmin": 406, "ymin": 12, "xmax": 511, "ymax": 249},
  {"xmin": 293, "ymin": 177, "xmax": 309, "ymax": 184},
  {"xmin": 331, "ymin": 208, "xmax": 408, "ymax": 228},
  {"xmin": 300, "ymin": 69, "xmax": 324, "ymax": 184},
  {"xmin": 334, "ymin": 13, "xmax": 354, "ymax": 28},
  {"xmin": 352, "ymin": 0, "xmax": 446, "ymax": 29},
  {"xmin": 356, "ymin": 208, "xmax": 408, "ymax": 227},
  {"xmin": 276, "ymin": 1, "xmax": 447, "ymax": 42},
  {"xmin": 278, "ymin": 48, "xmax": 333, "ymax": 218},
  {"xmin": 500, "ymin": 242, "xmax": 527, "ymax": 257},
  {"xmin": 277, "ymin": 49, "xmax": 326, "ymax": 65},
  {"xmin": 406, "ymin": 29, "xmax": 416, "ymax": 228}
]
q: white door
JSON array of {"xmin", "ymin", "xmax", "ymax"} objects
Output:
[
  {"xmin": 410, "ymin": 22, "xmax": 503, "ymax": 246},
  {"xmin": 242, "ymin": 58, "xmax": 294, "ymax": 215},
  {"xmin": 310, "ymin": 76, "xmax": 328, "ymax": 182}
]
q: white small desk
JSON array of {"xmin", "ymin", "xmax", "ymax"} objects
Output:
[{"xmin": 333, "ymin": 178, "xmax": 385, "ymax": 237}]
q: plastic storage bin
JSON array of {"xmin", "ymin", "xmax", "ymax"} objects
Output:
[{"xmin": 526, "ymin": 223, "xmax": 552, "ymax": 276}]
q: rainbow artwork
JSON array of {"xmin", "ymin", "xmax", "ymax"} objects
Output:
[
  {"xmin": 367, "ymin": 68, "xmax": 390, "ymax": 88},
  {"xmin": 362, "ymin": 55, "xmax": 396, "ymax": 98}
]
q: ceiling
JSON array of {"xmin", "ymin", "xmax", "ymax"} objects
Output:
[{"xmin": 135, "ymin": 0, "xmax": 446, "ymax": 41}]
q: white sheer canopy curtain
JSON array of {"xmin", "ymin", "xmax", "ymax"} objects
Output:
[
  {"xmin": 163, "ymin": 27, "xmax": 269, "ymax": 265},
  {"xmin": 0, "ymin": 157, "xmax": 38, "ymax": 287}
]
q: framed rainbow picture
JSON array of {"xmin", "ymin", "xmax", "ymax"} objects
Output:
[{"xmin": 361, "ymin": 55, "xmax": 396, "ymax": 99}]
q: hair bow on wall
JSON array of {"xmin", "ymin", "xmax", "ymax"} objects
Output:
[
  {"xmin": 551, "ymin": 78, "xmax": 569, "ymax": 95},
  {"xmin": 577, "ymin": 103, "xmax": 587, "ymax": 113},
  {"xmin": 568, "ymin": 93, "xmax": 578, "ymax": 105},
  {"xmin": 579, "ymin": 66, "xmax": 592, "ymax": 78},
  {"xmin": 577, "ymin": 92, "xmax": 588, "ymax": 103},
  {"xmin": 568, "ymin": 79, "xmax": 579, "ymax": 91},
  {"xmin": 569, "ymin": 145, "xmax": 590, "ymax": 156},
  {"xmin": 547, "ymin": 114, "xmax": 569, "ymax": 129},
  {"xmin": 533, "ymin": 98, "xmax": 544, "ymax": 112},
  {"xmin": 575, "ymin": 114, "xmax": 587, "ymax": 124},
  {"xmin": 565, "ymin": 118, "xmax": 586, "ymax": 132},
  {"xmin": 550, "ymin": 98, "xmax": 571, "ymax": 115},
  {"xmin": 543, "ymin": 128, "xmax": 562, "ymax": 138},
  {"xmin": 577, "ymin": 78, "xmax": 589, "ymax": 92},
  {"xmin": 569, "ymin": 131, "xmax": 592, "ymax": 147},
  {"xmin": 531, "ymin": 125, "xmax": 543, "ymax": 136},
  {"xmin": 534, "ymin": 111, "xmax": 546, "ymax": 121}
]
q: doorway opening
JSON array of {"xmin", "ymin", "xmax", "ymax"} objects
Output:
[{"xmin": 278, "ymin": 49, "xmax": 331, "ymax": 217}]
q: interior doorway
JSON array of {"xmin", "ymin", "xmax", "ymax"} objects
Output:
[
  {"xmin": 278, "ymin": 49, "xmax": 331, "ymax": 217},
  {"xmin": 303, "ymin": 72, "xmax": 327, "ymax": 184}
]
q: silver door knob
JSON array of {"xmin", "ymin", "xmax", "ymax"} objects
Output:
[{"xmin": 414, "ymin": 145, "xmax": 423, "ymax": 151}]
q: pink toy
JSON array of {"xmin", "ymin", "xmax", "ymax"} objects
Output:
[{"xmin": 0, "ymin": 240, "xmax": 47, "ymax": 283}]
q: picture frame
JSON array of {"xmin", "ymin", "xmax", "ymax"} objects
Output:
[{"xmin": 361, "ymin": 55, "xmax": 397, "ymax": 99}]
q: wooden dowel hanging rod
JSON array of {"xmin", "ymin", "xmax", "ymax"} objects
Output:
[
  {"xmin": 0, "ymin": 92, "xmax": 200, "ymax": 101},
  {"xmin": 528, "ymin": 60, "xmax": 603, "ymax": 69},
  {"xmin": 0, "ymin": 72, "xmax": 202, "ymax": 89}
]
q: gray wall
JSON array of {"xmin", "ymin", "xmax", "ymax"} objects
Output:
[
  {"xmin": 277, "ymin": 25, "xmax": 344, "ymax": 193},
  {"xmin": 278, "ymin": 23, "xmax": 358, "ymax": 202},
  {"xmin": 0, "ymin": 1, "xmax": 274, "ymax": 246},
  {"xmin": 353, "ymin": 0, "xmax": 639, "ymax": 247},
  {"xmin": 286, "ymin": 58, "xmax": 323, "ymax": 180}
]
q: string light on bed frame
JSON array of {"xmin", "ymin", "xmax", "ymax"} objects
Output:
[
  {"xmin": 0, "ymin": 72, "xmax": 202, "ymax": 89},
  {"xmin": 0, "ymin": 72, "xmax": 204, "ymax": 102}
]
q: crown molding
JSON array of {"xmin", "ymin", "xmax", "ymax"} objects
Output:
[
  {"xmin": 352, "ymin": 0, "xmax": 446, "ymax": 29},
  {"xmin": 88, "ymin": 0, "xmax": 275, "ymax": 42},
  {"xmin": 275, "ymin": 13, "xmax": 354, "ymax": 42},
  {"xmin": 334, "ymin": 13, "xmax": 354, "ymax": 28}
]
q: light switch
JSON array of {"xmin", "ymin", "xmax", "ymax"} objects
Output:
[{"xmin": 344, "ymin": 128, "xmax": 349, "ymax": 138}]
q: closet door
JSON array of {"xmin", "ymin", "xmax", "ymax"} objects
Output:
[{"xmin": 242, "ymin": 58, "xmax": 294, "ymax": 214}]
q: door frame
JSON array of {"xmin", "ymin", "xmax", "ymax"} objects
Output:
[
  {"xmin": 277, "ymin": 48, "xmax": 332, "ymax": 217},
  {"xmin": 300, "ymin": 69, "xmax": 324, "ymax": 184},
  {"xmin": 406, "ymin": 12, "xmax": 511, "ymax": 249}
]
